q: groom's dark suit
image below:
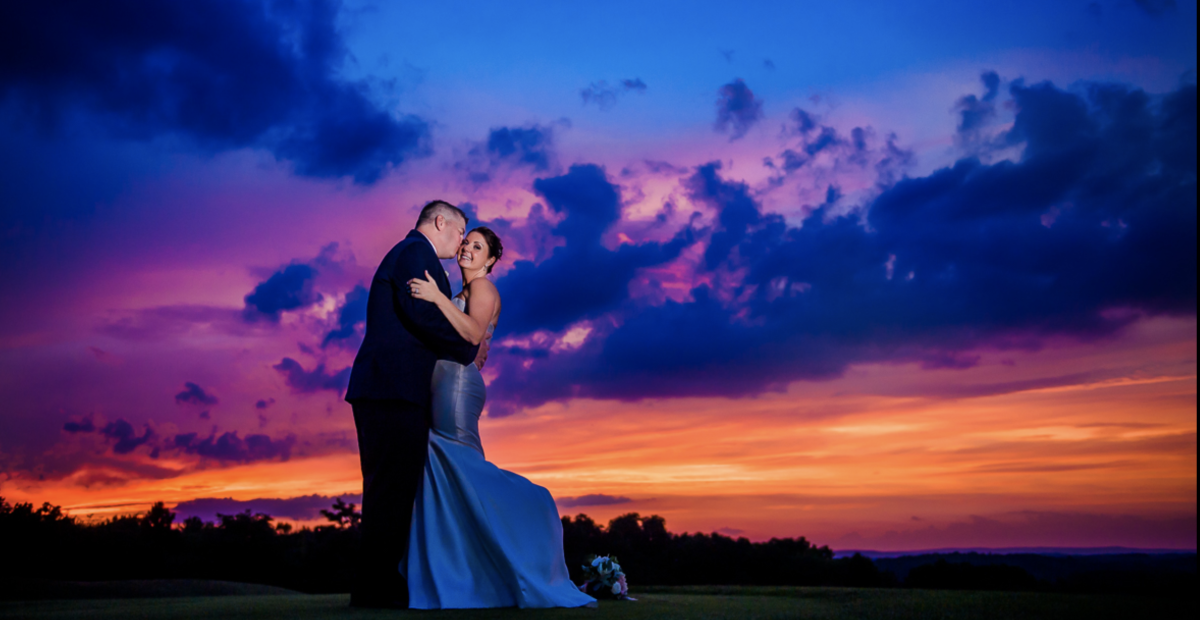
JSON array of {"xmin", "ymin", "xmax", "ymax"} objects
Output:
[{"xmin": 346, "ymin": 230, "xmax": 479, "ymax": 607}]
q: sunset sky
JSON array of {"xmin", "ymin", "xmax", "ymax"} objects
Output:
[{"xmin": 0, "ymin": 0, "xmax": 1195, "ymax": 551}]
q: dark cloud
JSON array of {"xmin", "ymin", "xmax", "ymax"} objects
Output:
[
  {"xmin": 714, "ymin": 79, "xmax": 763, "ymax": 141},
  {"xmin": 491, "ymin": 164, "xmax": 697, "ymax": 337},
  {"xmin": 769, "ymin": 108, "xmax": 876, "ymax": 180},
  {"xmin": 457, "ymin": 124, "xmax": 558, "ymax": 185},
  {"xmin": 242, "ymin": 264, "xmax": 321, "ymax": 323},
  {"xmin": 484, "ymin": 79, "xmax": 1196, "ymax": 415},
  {"xmin": 770, "ymin": 121, "xmax": 850, "ymax": 175},
  {"xmin": 690, "ymin": 162, "xmax": 770, "ymax": 270},
  {"xmin": 763, "ymin": 59, "xmax": 776, "ymax": 71},
  {"xmin": 62, "ymin": 415, "xmax": 96, "ymax": 434},
  {"xmin": 622, "ymin": 78, "xmax": 648, "ymax": 93},
  {"xmin": 580, "ymin": 78, "xmax": 647, "ymax": 110},
  {"xmin": 322, "ymin": 284, "xmax": 368, "ymax": 349},
  {"xmin": 174, "ymin": 493, "xmax": 361, "ymax": 523},
  {"xmin": 556, "ymin": 494, "xmax": 634, "ymax": 508},
  {"xmin": 174, "ymin": 382, "xmax": 218, "ymax": 406},
  {"xmin": 1132, "ymin": 0, "xmax": 1176, "ymax": 16},
  {"xmin": 172, "ymin": 430, "xmax": 295, "ymax": 463},
  {"xmin": 101, "ymin": 419, "xmax": 154, "ymax": 455},
  {"xmin": 62, "ymin": 415, "xmax": 154, "ymax": 455},
  {"xmin": 719, "ymin": 49, "xmax": 735, "ymax": 63},
  {"xmin": 486, "ymin": 126, "xmax": 553, "ymax": 171},
  {"xmin": 790, "ymin": 108, "xmax": 818, "ymax": 135},
  {"xmin": 0, "ymin": 0, "xmax": 428, "ymax": 184},
  {"xmin": 956, "ymin": 71, "xmax": 1002, "ymax": 148},
  {"xmin": 255, "ymin": 398, "xmax": 276, "ymax": 410},
  {"xmin": 241, "ymin": 243, "xmax": 359, "ymax": 324},
  {"xmin": 273, "ymin": 357, "xmax": 351, "ymax": 396}
]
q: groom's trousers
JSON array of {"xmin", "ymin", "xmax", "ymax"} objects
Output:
[{"xmin": 351, "ymin": 399, "xmax": 430, "ymax": 607}]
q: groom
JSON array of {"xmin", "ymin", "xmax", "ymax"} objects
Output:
[{"xmin": 345, "ymin": 200, "xmax": 480, "ymax": 608}]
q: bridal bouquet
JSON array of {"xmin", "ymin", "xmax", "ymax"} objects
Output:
[{"xmin": 578, "ymin": 554, "xmax": 634, "ymax": 600}]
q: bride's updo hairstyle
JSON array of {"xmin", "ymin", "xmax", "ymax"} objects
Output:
[{"xmin": 471, "ymin": 226, "xmax": 503, "ymax": 273}]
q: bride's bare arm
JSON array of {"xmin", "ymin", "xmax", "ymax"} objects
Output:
[{"xmin": 408, "ymin": 271, "xmax": 496, "ymax": 345}]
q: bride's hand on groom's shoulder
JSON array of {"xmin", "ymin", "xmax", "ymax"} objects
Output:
[{"xmin": 408, "ymin": 271, "xmax": 445, "ymax": 303}]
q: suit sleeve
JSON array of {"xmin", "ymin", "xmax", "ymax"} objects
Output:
[{"xmin": 390, "ymin": 245, "xmax": 481, "ymax": 365}]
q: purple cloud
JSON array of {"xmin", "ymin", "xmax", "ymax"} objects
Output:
[
  {"xmin": 714, "ymin": 78, "xmax": 763, "ymax": 141},
  {"xmin": 172, "ymin": 431, "xmax": 295, "ymax": 463},
  {"xmin": 457, "ymin": 124, "xmax": 560, "ymax": 185},
  {"xmin": 491, "ymin": 164, "xmax": 697, "ymax": 336},
  {"xmin": 556, "ymin": 494, "xmax": 634, "ymax": 508},
  {"xmin": 174, "ymin": 382, "xmax": 218, "ymax": 406},
  {"xmin": 242, "ymin": 264, "xmax": 321, "ymax": 323},
  {"xmin": 62, "ymin": 415, "xmax": 154, "ymax": 456},
  {"xmin": 581, "ymin": 78, "xmax": 647, "ymax": 110},
  {"xmin": 62, "ymin": 415, "xmax": 96, "ymax": 434},
  {"xmin": 484, "ymin": 78, "xmax": 1196, "ymax": 415},
  {"xmin": 101, "ymin": 419, "xmax": 154, "ymax": 455},
  {"xmin": 273, "ymin": 358, "xmax": 350, "ymax": 396},
  {"xmin": 321, "ymin": 284, "xmax": 368, "ymax": 349}
]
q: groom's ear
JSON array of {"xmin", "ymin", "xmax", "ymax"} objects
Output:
[{"xmin": 433, "ymin": 214, "xmax": 445, "ymax": 231}]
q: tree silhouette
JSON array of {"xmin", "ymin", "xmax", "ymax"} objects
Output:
[
  {"xmin": 143, "ymin": 501, "xmax": 175, "ymax": 532},
  {"xmin": 319, "ymin": 497, "xmax": 361, "ymax": 530}
]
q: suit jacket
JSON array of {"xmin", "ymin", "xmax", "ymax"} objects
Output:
[{"xmin": 346, "ymin": 230, "xmax": 479, "ymax": 406}]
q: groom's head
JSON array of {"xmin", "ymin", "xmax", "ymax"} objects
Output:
[{"xmin": 415, "ymin": 200, "xmax": 468, "ymax": 259}]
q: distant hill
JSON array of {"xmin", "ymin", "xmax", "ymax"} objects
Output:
[{"xmin": 835, "ymin": 547, "xmax": 1195, "ymax": 559}]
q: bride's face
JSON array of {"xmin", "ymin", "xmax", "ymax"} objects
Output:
[{"xmin": 458, "ymin": 232, "xmax": 493, "ymax": 272}]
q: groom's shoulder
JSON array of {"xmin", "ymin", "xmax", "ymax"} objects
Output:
[
  {"xmin": 381, "ymin": 232, "xmax": 434, "ymax": 273},
  {"xmin": 385, "ymin": 231, "xmax": 430, "ymax": 258}
]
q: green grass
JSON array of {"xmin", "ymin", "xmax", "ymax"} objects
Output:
[{"xmin": 1, "ymin": 585, "xmax": 1194, "ymax": 620}]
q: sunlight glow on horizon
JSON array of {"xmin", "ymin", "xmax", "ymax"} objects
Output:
[{"xmin": 7, "ymin": 317, "xmax": 1193, "ymax": 550}]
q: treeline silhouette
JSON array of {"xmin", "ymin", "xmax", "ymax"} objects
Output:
[
  {"xmin": 0, "ymin": 496, "xmax": 361, "ymax": 593},
  {"xmin": 561, "ymin": 513, "xmax": 885, "ymax": 587},
  {"xmin": 1, "ymin": 496, "xmax": 1193, "ymax": 598}
]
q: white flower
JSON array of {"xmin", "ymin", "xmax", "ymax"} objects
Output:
[
  {"xmin": 591, "ymin": 557, "xmax": 605, "ymax": 568},
  {"xmin": 611, "ymin": 582, "xmax": 622, "ymax": 595}
]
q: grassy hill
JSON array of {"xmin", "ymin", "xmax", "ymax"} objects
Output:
[{"xmin": 0, "ymin": 584, "xmax": 1194, "ymax": 620}]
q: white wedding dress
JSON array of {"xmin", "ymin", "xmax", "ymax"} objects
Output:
[{"xmin": 400, "ymin": 297, "xmax": 596, "ymax": 609}]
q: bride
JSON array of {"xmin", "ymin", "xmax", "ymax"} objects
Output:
[{"xmin": 405, "ymin": 227, "xmax": 596, "ymax": 609}]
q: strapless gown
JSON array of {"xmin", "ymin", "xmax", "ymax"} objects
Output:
[{"xmin": 401, "ymin": 300, "xmax": 595, "ymax": 609}]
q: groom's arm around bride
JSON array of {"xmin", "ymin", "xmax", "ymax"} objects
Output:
[{"xmin": 344, "ymin": 200, "xmax": 479, "ymax": 608}]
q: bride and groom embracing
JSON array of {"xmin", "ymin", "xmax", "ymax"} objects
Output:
[{"xmin": 344, "ymin": 200, "xmax": 597, "ymax": 609}]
